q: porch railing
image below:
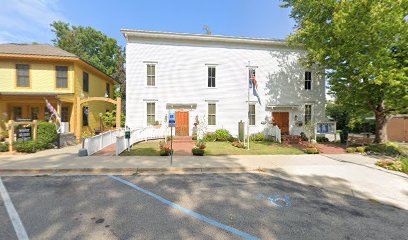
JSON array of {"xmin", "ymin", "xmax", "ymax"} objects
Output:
[
  {"xmin": 86, "ymin": 129, "xmax": 122, "ymax": 155},
  {"xmin": 116, "ymin": 126, "xmax": 169, "ymax": 156}
]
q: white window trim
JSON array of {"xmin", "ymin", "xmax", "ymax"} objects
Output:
[
  {"xmin": 305, "ymin": 71, "xmax": 312, "ymax": 91},
  {"xmin": 207, "ymin": 103, "xmax": 217, "ymax": 126},
  {"xmin": 145, "ymin": 62, "xmax": 157, "ymax": 87},
  {"xmin": 207, "ymin": 65, "xmax": 216, "ymax": 88},
  {"xmin": 146, "ymin": 102, "xmax": 156, "ymax": 126}
]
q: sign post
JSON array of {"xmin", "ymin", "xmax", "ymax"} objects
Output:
[{"xmin": 168, "ymin": 110, "xmax": 176, "ymax": 165}]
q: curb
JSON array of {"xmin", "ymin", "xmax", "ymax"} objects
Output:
[{"xmin": 0, "ymin": 167, "xmax": 261, "ymax": 176}]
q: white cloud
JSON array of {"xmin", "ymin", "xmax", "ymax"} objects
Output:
[{"xmin": 0, "ymin": 0, "xmax": 67, "ymax": 43}]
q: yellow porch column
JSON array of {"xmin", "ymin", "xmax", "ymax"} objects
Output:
[
  {"xmin": 116, "ymin": 97, "xmax": 121, "ymax": 129},
  {"xmin": 76, "ymin": 97, "xmax": 81, "ymax": 143}
]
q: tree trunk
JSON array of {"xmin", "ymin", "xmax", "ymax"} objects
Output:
[{"xmin": 374, "ymin": 110, "xmax": 388, "ymax": 144}]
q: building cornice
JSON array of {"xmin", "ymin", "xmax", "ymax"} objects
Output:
[{"xmin": 121, "ymin": 29, "xmax": 294, "ymax": 48}]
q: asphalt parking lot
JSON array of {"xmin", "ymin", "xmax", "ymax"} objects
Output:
[{"xmin": 0, "ymin": 173, "xmax": 407, "ymax": 240}]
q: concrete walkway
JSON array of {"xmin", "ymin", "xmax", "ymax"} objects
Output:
[{"xmin": 0, "ymin": 146, "xmax": 407, "ymax": 209}]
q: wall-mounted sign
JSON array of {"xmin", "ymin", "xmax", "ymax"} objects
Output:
[
  {"xmin": 316, "ymin": 122, "xmax": 336, "ymax": 134},
  {"xmin": 17, "ymin": 127, "xmax": 32, "ymax": 141}
]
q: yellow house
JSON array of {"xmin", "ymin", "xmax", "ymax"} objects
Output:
[{"xmin": 0, "ymin": 43, "xmax": 119, "ymax": 141}]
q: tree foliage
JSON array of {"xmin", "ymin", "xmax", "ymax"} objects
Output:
[
  {"xmin": 281, "ymin": 0, "xmax": 408, "ymax": 143},
  {"xmin": 51, "ymin": 21, "xmax": 126, "ymax": 111}
]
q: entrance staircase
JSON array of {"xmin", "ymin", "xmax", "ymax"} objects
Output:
[{"xmin": 171, "ymin": 136, "xmax": 196, "ymax": 156}]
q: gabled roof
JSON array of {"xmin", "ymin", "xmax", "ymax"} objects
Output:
[
  {"xmin": 0, "ymin": 43, "xmax": 119, "ymax": 83},
  {"xmin": 0, "ymin": 43, "xmax": 77, "ymax": 57}
]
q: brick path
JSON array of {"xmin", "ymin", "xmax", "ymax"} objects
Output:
[
  {"xmin": 93, "ymin": 143, "xmax": 116, "ymax": 156},
  {"xmin": 171, "ymin": 136, "xmax": 195, "ymax": 156},
  {"xmin": 286, "ymin": 141, "xmax": 347, "ymax": 154}
]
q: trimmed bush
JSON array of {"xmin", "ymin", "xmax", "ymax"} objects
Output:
[
  {"xmin": 192, "ymin": 148, "xmax": 205, "ymax": 156},
  {"xmin": 250, "ymin": 133, "xmax": 265, "ymax": 141},
  {"xmin": 214, "ymin": 129, "xmax": 232, "ymax": 141},
  {"xmin": 346, "ymin": 147, "xmax": 357, "ymax": 153},
  {"xmin": 231, "ymin": 141, "xmax": 245, "ymax": 148},
  {"xmin": 203, "ymin": 132, "xmax": 217, "ymax": 142},
  {"xmin": 37, "ymin": 122, "xmax": 57, "ymax": 149},
  {"xmin": 192, "ymin": 133, "xmax": 197, "ymax": 140},
  {"xmin": 300, "ymin": 132, "xmax": 308, "ymax": 141},
  {"xmin": 367, "ymin": 143, "xmax": 402, "ymax": 157},
  {"xmin": 13, "ymin": 141, "xmax": 37, "ymax": 153},
  {"xmin": 304, "ymin": 147, "xmax": 319, "ymax": 154},
  {"xmin": 316, "ymin": 136, "xmax": 329, "ymax": 143},
  {"xmin": 0, "ymin": 142, "xmax": 9, "ymax": 152},
  {"xmin": 356, "ymin": 146, "xmax": 367, "ymax": 153}
]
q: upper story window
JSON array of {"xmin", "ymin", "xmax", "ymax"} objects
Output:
[
  {"xmin": 147, "ymin": 64, "xmax": 156, "ymax": 86},
  {"xmin": 106, "ymin": 83, "xmax": 110, "ymax": 97},
  {"xmin": 249, "ymin": 104, "xmax": 256, "ymax": 125},
  {"xmin": 305, "ymin": 104, "xmax": 312, "ymax": 124},
  {"xmin": 16, "ymin": 64, "xmax": 30, "ymax": 87},
  {"xmin": 208, "ymin": 66, "xmax": 216, "ymax": 87},
  {"xmin": 305, "ymin": 71, "xmax": 312, "ymax": 90},
  {"xmin": 83, "ymin": 72, "xmax": 89, "ymax": 92},
  {"xmin": 56, "ymin": 66, "xmax": 68, "ymax": 89},
  {"xmin": 208, "ymin": 103, "xmax": 216, "ymax": 125}
]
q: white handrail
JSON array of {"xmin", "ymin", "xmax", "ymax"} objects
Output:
[
  {"xmin": 86, "ymin": 129, "xmax": 122, "ymax": 155},
  {"xmin": 115, "ymin": 126, "xmax": 169, "ymax": 156}
]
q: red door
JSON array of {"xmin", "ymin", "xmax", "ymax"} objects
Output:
[
  {"xmin": 175, "ymin": 111, "xmax": 189, "ymax": 136},
  {"xmin": 272, "ymin": 112, "xmax": 289, "ymax": 135}
]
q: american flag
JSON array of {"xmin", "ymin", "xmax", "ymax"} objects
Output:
[{"xmin": 249, "ymin": 69, "xmax": 261, "ymax": 105}]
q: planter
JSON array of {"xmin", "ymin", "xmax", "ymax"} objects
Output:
[
  {"xmin": 160, "ymin": 149, "xmax": 173, "ymax": 156},
  {"xmin": 192, "ymin": 148, "xmax": 205, "ymax": 156}
]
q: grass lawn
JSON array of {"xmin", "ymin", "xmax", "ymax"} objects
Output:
[
  {"xmin": 120, "ymin": 141, "xmax": 160, "ymax": 156},
  {"xmin": 204, "ymin": 141, "xmax": 304, "ymax": 155}
]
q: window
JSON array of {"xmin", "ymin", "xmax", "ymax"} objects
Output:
[
  {"xmin": 31, "ymin": 107, "xmax": 39, "ymax": 120},
  {"xmin": 106, "ymin": 83, "xmax": 110, "ymax": 97},
  {"xmin": 147, "ymin": 64, "xmax": 156, "ymax": 86},
  {"xmin": 56, "ymin": 66, "xmax": 68, "ymax": 88},
  {"xmin": 305, "ymin": 105, "xmax": 312, "ymax": 124},
  {"xmin": 147, "ymin": 103, "xmax": 155, "ymax": 125},
  {"xmin": 82, "ymin": 107, "xmax": 89, "ymax": 126},
  {"xmin": 16, "ymin": 64, "xmax": 30, "ymax": 87},
  {"xmin": 305, "ymin": 71, "xmax": 312, "ymax": 90},
  {"xmin": 83, "ymin": 72, "xmax": 89, "ymax": 92},
  {"xmin": 208, "ymin": 66, "xmax": 216, "ymax": 87},
  {"xmin": 61, "ymin": 107, "xmax": 69, "ymax": 122},
  {"xmin": 249, "ymin": 104, "xmax": 255, "ymax": 125},
  {"xmin": 13, "ymin": 107, "xmax": 22, "ymax": 120},
  {"xmin": 208, "ymin": 103, "xmax": 216, "ymax": 125}
]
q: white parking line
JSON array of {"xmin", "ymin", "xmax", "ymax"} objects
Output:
[{"xmin": 0, "ymin": 178, "xmax": 29, "ymax": 240}]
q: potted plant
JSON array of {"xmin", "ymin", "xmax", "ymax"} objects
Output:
[
  {"xmin": 159, "ymin": 141, "xmax": 173, "ymax": 156},
  {"xmin": 192, "ymin": 141, "xmax": 206, "ymax": 156}
]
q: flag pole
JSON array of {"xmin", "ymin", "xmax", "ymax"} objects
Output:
[{"xmin": 247, "ymin": 61, "xmax": 250, "ymax": 150}]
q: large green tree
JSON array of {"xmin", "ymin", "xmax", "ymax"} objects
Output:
[
  {"xmin": 50, "ymin": 21, "xmax": 126, "ymax": 109},
  {"xmin": 281, "ymin": 0, "xmax": 408, "ymax": 143}
]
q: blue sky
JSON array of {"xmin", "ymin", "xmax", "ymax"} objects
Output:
[{"xmin": 0, "ymin": 0, "xmax": 295, "ymax": 47}]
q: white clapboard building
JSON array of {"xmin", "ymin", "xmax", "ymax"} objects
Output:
[{"xmin": 122, "ymin": 29, "xmax": 326, "ymax": 137}]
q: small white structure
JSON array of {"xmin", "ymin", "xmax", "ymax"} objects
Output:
[{"xmin": 122, "ymin": 29, "xmax": 326, "ymax": 137}]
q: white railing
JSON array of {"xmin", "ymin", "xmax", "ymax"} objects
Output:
[
  {"xmin": 116, "ymin": 126, "xmax": 169, "ymax": 156},
  {"xmin": 86, "ymin": 129, "xmax": 122, "ymax": 155},
  {"xmin": 265, "ymin": 125, "xmax": 281, "ymax": 143}
]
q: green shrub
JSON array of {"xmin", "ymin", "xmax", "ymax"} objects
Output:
[
  {"xmin": 192, "ymin": 133, "xmax": 197, "ymax": 140},
  {"xmin": 195, "ymin": 141, "xmax": 206, "ymax": 150},
  {"xmin": 399, "ymin": 156, "xmax": 408, "ymax": 174},
  {"xmin": 304, "ymin": 147, "xmax": 319, "ymax": 154},
  {"xmin": 13, "ymin": 141, "xmax": 37, "ymax": 153},
  {"xmin": 37, "ymin": 122, "xmax": 57, "ymax": 148},
  {"xmin": 192, "ymin": 148, "xmax": 205, "ymax": 156},
  {"xmin": 228, "ymin": 136, "xmax": 238, "ymax": 142},
  {"xmin": 316, "ymin": 136, "xmax": 329, "ymax": 142},
  {"xmin": 367, "ymin": 143, "xmax": 402, "ymax": 157},
  {"xmin": 231, "ymin": 141, "xmax": 245, "ymax": 148},
  {"xmin": 300, "ymin": 132, "xmax": 308, "ymax": 141},
  {"xmin": 346, "ymin": 147, "xmax": 357, "ymax": 153},
  {"xmin": 356, "ymin": 146, "xmax": 367, "ymax": 153},
  {"xmin": 203, "ymin": 132, "xmax": 217, "ymax": 142},
  {"xmin": 214, "ymin": 129, "xmax": 232, "ymax": 141},
  {"xmin": 0, "ymin": 142, "xmax": 9, "ymax": 152},
  {"xmin": 250, "ymin": 133, "xmax": 265, "ymax": 141}
]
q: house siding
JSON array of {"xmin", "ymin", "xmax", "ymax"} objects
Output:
[{"xmin": 125, "ymin": 37, "xmax": 326, "ymax": 136}]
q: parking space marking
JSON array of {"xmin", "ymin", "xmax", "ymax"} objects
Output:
[
  {"xmin": 110, "ymin": 175, "xmax": 258, "ymax": 240},
  {"xmin": 0, "ymin": 178, "xmax": 29, "ymax": 240}
]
